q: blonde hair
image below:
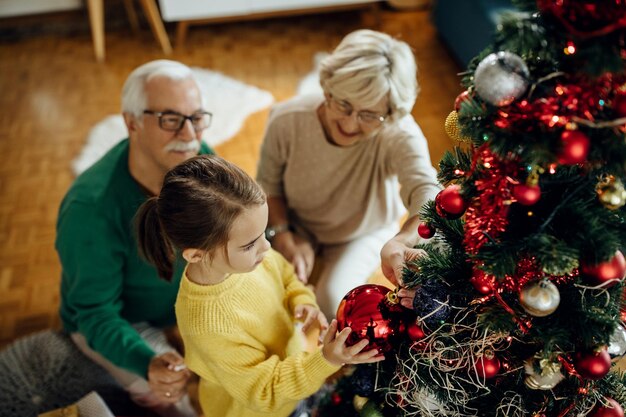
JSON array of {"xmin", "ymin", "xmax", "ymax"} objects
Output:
[{"xmin": 319, "ymin": 29, "xmax": 419, "ymax": 120}]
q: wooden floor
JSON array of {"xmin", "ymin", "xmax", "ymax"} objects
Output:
[{"xmin": 0, "ymin": 5, "xmax": 462, "ymax": 348}]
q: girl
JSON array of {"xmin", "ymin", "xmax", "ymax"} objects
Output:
[{"xmin": 135, "ymin": 155, "xmax": 383, "ymax": 417}]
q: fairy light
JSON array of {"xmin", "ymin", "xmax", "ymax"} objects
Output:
[
  {"xmin": 527, "ymin": 211, "xmax": 534, "ymax": 217},
  {"xmin": 484, "ymin": 162, "xmax": 492, "ymax": 168},
  {"xmin": 563, "ymin": 41, "xmax": 576, "ymax": 55},
  {"xmin": 549, "ymin": 163, "xmax": 557, "ymax": 174},
  {"xmin": 454, "ymin": 169, "xmax": 465, "ymax": 176}
]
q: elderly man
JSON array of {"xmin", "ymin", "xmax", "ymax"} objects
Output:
[{"xmin": 56, "ymin": 60, "xmax": 213, "ymax": 417}]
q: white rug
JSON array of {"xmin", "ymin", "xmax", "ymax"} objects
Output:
[{"xmin": 72, "ymin": 68, "xmax": 274, "ymax": 176}]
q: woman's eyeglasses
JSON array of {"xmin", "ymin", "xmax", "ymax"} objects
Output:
[{"xmin": 327, "ymin": 96, "xmax": 388, "ymax": 128}]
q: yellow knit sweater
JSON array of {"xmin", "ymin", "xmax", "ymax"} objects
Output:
[{"xmin": 175, "ymin": 249, "xmax": 341, "ymax": 417}]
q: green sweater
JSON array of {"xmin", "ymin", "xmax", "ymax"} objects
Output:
[{"xmin": 57, "ymin": 139, "xmax": 213, "ymax": 377}]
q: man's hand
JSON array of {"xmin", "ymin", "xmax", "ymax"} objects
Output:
[
  {"xmin": 272, "ymin": 232, "xmax": 315, "ymax": 283},
  {"xmin": 147, "ymin": 351, "xmax": 191, "ymax": 403},
  {"xmin": 380, "ymin": 236, "xmax": 426, "ymax": 286}
]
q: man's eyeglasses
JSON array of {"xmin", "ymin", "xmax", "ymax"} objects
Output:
[
  {"xmin": 327, "ymin": 96, "xmax": 388, "ymax": 128},
  {"xmin": 143, "ymin": 110, "xmax": 212, "ymax": 132}
]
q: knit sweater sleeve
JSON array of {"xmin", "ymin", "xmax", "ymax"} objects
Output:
[
  {"xmin": 387, "ymin": 118, "xmax": 441, "ymax": 217},
  {"xmin": 186, "ymin": 330, "xmax": 339, "ymax": 413},
  {"xmin": 276, "ymin": 252, "xmax": 318, "ymax": 312}
]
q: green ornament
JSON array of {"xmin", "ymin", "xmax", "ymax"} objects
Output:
[{"xmin": 360, "ymin": 400, "xmax": 384, "ymax": 417}]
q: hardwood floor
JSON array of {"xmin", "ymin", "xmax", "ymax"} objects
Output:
[{"xmin": 0, "ymin": 5, "xmax": 462, "ymax": 348}]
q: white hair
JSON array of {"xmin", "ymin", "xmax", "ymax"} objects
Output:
[
  {"xmin": 121, "ymin": 59, "xmax": 196, "ymax": 118},
  {"xmin": 319, "ymin": 29, "xmax": 419, "ymax": 120}
]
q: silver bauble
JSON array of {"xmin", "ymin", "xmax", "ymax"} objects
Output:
[
  {"xmin": 519, "ymin": 279, "xmax": 560, "ymax": 317},
  {"xmin": 608, "ymin": 325, "xmax": 626, "ymax": 359},
  {"xmin": 523, "ymin": 357, "xmax": 564, "ymax": 390},
  {"xmin": 474, "ymin": 51, "xmax": 530, "ymax": 106}
]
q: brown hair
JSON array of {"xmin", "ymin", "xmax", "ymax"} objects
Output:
[{"xmin": 135, "ymin": 155, "xmax": 266, "ymax": 280}]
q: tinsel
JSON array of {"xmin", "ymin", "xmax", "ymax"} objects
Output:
[
  {"xmin": 463, "ymin": 146, "xmax": 517, "ymax": 254},
  {"xmin": 537, "ymin": 0, "xmax": 626, "ymax": 39},
  {"xmin": 493, "ymin": 74, "xmax": 626, "ymax": 132}
]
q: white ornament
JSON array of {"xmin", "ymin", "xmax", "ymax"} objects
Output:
[
  {"xmin": 474, "ymin": 51, "xmax": 530, "ymax": 106},
  {"xmin": 608, "ymin": 325, "xmax": 626, "ymax": 359},
  {"xmin": 524, "ymin": 357, "xmax": 564, "ymax": 390},
  {"xmin": 519, "ymin": 279, "xmax": 560, "ymax": 317}
]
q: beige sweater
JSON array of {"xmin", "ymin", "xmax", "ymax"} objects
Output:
[{"xmin": 257, "ymin": 94, "xmax": 440, "ymax": 244}]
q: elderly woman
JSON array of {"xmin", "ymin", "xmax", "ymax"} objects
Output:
[{"xmin": 256, "ymin": 29, "xmax": 440, "ymax": 317}]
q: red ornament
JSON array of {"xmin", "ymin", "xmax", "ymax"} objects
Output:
[
  {"xmin": 435, "ymin": 184, "xmax": 468, "ymax": 219},
  {"xmin": 331, "ymin": 392, "xmax": 342, "ymax": 405},
  {"xmin": 581, "ymin": 250, "xmax": 626, "ymax": 288},
  {"xmin": 573, "ymin": 347, "xmax": 611, "ymax": 380},
  {"xmin": 513, "ymin": 184, "xmax": 541, "ymax": 206},
  {"xmin": 336, "ymin": 284, "xmax": 400, "ymax": 353},
  {"xmin": 474, "ymin": 352, "xmax": 501, "ymax": 379},
  {"xmin": 591, "ymin": 398, "xmax": 625, "ymax": 417},
  {"xmin": 406, "ymin": 321, "xmax": 426, "ymax": 341},
  {"xmin": 454, "ymin": 90, "xmax": 471, "ymax": 112},
  {"xmin": 558, "ymin": 130, "xmax": 590, "ymax": 165},
  {"xmin": 417, "ymin": 222, "xmax": 435, "ymax": 239},
  {"xmin": 536, "ymin": 0, "xmax": 626, "ymax": 38},
  {"xmin": 470, "ymin": 269, "xmax": 495, "ymax": 295}
]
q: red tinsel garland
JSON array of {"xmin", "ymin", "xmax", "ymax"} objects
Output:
[
  {"xmin": 494, "ymin": 74, "xmax": 626, "ymax": 132},
  {"xmin": 463, "ymin": 146, "xmax": 516, "ymax": 254}
]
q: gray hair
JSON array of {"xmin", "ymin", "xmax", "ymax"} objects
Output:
[
  {"xmin": 121, "ymin": 59, "xmax": 196, "ymax": 118},
  {"xmin": 319, "ymin": 29, "xmax": 419, "ymax": 120}
]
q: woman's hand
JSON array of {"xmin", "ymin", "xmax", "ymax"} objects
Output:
[
  {"xmin": 272, "ymin": 232, "xmax": 315, "ymax": 283},
  {"xmin": 147, "ymin": 351, "xmax": 191, "ymax": 403},
  {"xmin": 321, "ymin": 320, "xmax": 385, "ymax": 366},
  {"xmin": 294, "ymin": 304, "xmax": 329, "ymax": 334},
  {"xmin": 380, "ymin": 235, "xmax": 426, "ymax": 286}
]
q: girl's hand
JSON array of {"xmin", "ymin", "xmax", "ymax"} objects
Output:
[
  {"xmin": 294, "ymin": 304, "xmax": 329, "ymax": 334},
  {"xmin": 321, "ymin": 319, "xmax": 385, "ymax": 366}
]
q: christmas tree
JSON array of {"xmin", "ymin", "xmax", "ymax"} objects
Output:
[{"xmin": 318, "ymin": 1, "xmax": 626, "ymax": 416}]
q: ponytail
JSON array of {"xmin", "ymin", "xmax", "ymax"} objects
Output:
[{"xmin": 135, "ymin": 196, "xmax": 176, "ymax": 281}]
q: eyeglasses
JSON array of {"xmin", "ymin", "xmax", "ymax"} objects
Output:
[
  {"xmin": 143, "ymin": 110, "xmax": 212, "ymax": 132},
  {"xmin": 327, "ymin": 96, "xmax": 388, "ymax": 128}
]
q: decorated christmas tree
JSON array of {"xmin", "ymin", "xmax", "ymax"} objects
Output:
[{"xmin": 317, "ymin": 1, "xmax": 626, "ymax": 416}]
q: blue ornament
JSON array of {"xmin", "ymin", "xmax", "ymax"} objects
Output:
[
  {"xmin": 350, "ymin": 365, "xmax": 376, "ymax": 397},
  {"xmin": 412, "ymin": 279, "xmax": 450, "ymax": 329}
]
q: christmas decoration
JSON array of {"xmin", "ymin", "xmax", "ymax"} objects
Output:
[
  {"xmin": 519, "ymin": 279, "xmax": 560, "ymax": 317},
  {"xmin": 573, "ymin": 347, "xmax": 611, "ymax": 380},
  {"xmin": 523, "ymin": 355, "xmax": 564, "ymax": 390},
  {"xmin": 473, "ymin": 51, "xmax": 530, "ymax": 106},
  {"xmin": 417, "ymin": 222, "xmax": 435, "ymax": 239},
  {"xmin": 473, "ymin": 351, "xmax": 501, "ymax": 379},
  {"xmin": 591, "ymin": 398, "xmax": 625, "ymax": 417},
  {"xmin": 319, "ymin": 2, "xmax": 626, "ymax": 415},
  {"xmin": 608, "ymin": 325, "xmax": 626, "ymax": 360},
  {"xmin": 580, "ymin": 250, "xmax": 626, "ymax": 288},
  {"xmin": 454, "ymin": 90, "xmax": 471, "ymax": 111},
  {"xmin": 557, "ymin": 129, "xmax": 590, "ymax": 165},
  {"xmin": 444, "ymin": 111, "xmax": 470, "ymax": 142},
  {"xmin": 435, "ymin": 184, "xmax": 468, "ymax": 220},
  {"xmin": 513, "ymin": 183, "xmax": 541, "ymax": 205},
  {"xmin": 412, "ymin": 279, "xmax": 450, "ymax": 329},
  {"xmin": 470, "ymin": 269, "xmax": 495, "ymax": 295},
  {"xmin": 597, "ymin": 176, "xmax": 626, "ymax": 210},
  {"xmin": 336, "ymin": 285, "xmax": 398, "ymax": 353}
]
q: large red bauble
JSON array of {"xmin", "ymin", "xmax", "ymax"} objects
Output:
[
  {"xmin": 406, "ymin": 321, "xmax": 426, "ymax": 341},
  {"xmin": 513, "ymin": 184, "xmax": 541, "ymax": 206},
  {"xmin": 336, "ymin": 284, "xmax": 398, "ymax": 353},
  {"xmin": 474, "ymin": 354, "xmax": 501, "ymax": 379},
  {"xmin": 591, "ymin": 398, "xmax": 625, "ymax": 417},
  {"xmin": 435, "ymin": 185, "xmax": 468, "ymax": 220},
  {"xmin": 557, "ymin": 130, "xmax": 590, "ymax": 165},
  {"xmin": 581, "ymin": 250, "xmax": 626, "ymax": 288},
  {"xmin": 573, "ymin": 347, "xmax": 611, "ymax": 380},
  {"xmin": 417, "ymin": 222, "xmax": 435, "ymax": 239}
]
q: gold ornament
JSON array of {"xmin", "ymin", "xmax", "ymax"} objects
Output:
[
  {"xmin": 519, "ymin": 279, "xmax": 560, "ymax": 317},
  {"xmin": 444, "ymin": 111, "xmax": 471, "ymax": 142},
  {"xmin": 524, "ymin": 355, "xmax": 564, "ymax": 390},
  {"xmin": 353, "ymin": 395, "xmax": 368, "ymax": 412},
  {"xmin": 596, "ymin": 175, "xmax": 626, "ymax": 210}
]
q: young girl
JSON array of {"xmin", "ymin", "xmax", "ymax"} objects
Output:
[{"xmin": 135, "ymin": 155, "xmax": 383, "ymax": 417}]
